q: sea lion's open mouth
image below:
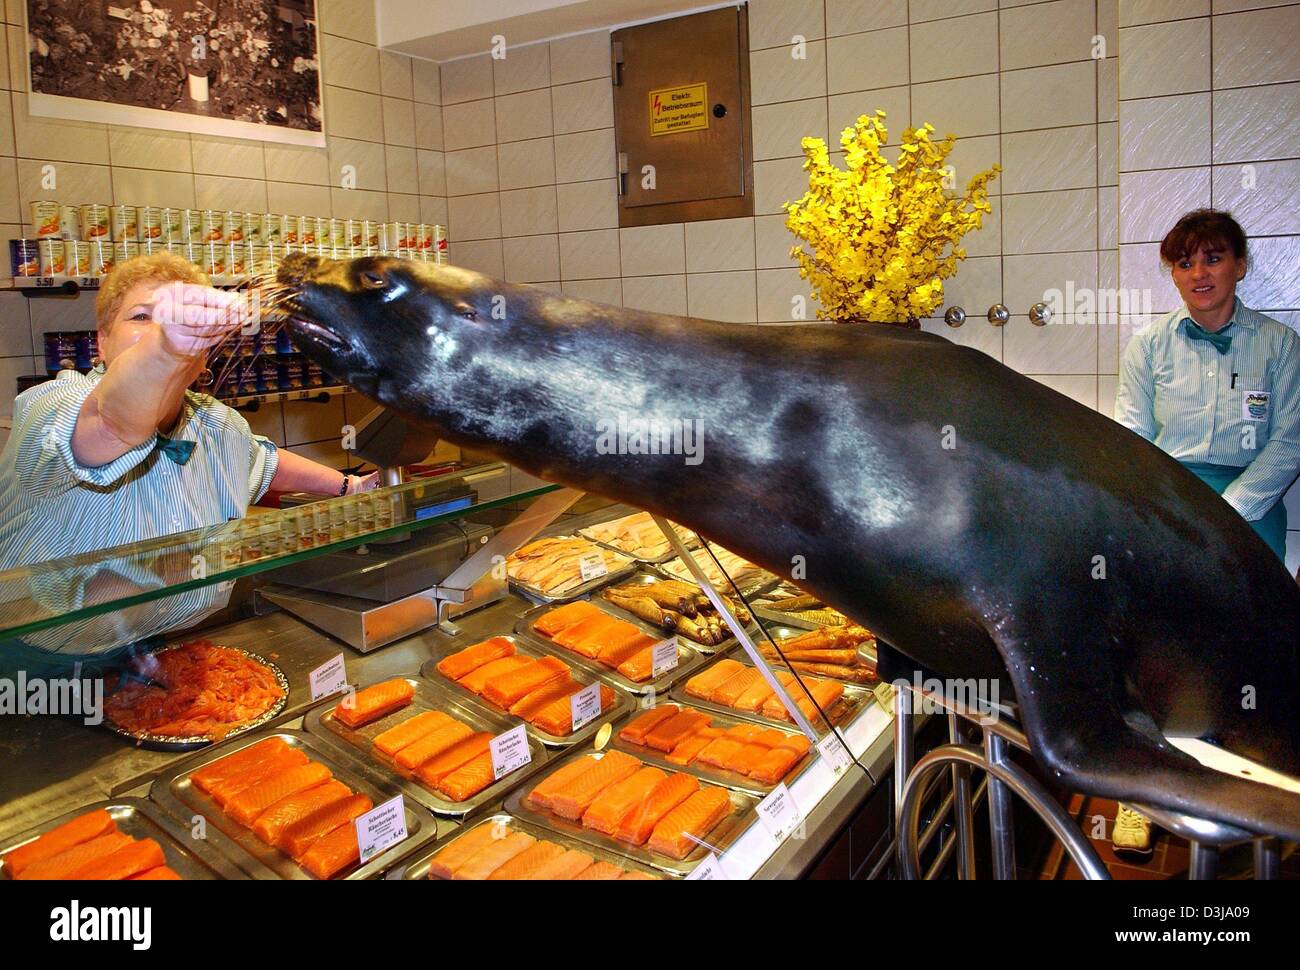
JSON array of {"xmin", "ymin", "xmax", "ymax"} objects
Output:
[{"xmin": 286, "ymin": 315, "xmax": 352, "ymax": 354}]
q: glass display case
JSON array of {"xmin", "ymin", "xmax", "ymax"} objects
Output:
[{"xmin": 0, "ymin": 462, "xmax": 896, "ymax": 880}]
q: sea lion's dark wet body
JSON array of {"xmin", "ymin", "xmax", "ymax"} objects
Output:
[{"xmin": 280, "ymin": 254, "xmax": 1300, "ymax": 840}]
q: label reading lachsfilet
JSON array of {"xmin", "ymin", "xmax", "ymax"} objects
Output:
[{"xmin": 310, "ymin": 653, "xmax": 348, "ymax": 702}]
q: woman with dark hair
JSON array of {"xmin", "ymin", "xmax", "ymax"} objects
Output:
[{"xmin": 1112, "ymin": 209, "xmax": 1300, "ymax": 854}]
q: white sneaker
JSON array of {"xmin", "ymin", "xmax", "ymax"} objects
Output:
[{"xmin": 1112, "ymin": 804, "xmax": 1154, "ymax": 855}]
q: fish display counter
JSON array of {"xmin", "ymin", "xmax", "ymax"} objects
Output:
[{"xmin": 0, "ymin": 464, "xmax": 897, "ymax": 881}]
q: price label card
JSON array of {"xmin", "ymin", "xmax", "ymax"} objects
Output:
[
  {"xmin": 578, "ymin": 551, "xmax": 608, "ymax": 582},
  {"xmin": 570, "ymin": 682, "xmax": 603, "ymax": 732},
  {"xmin": 816, "ymin": 731, "xmax": 852, "ymax": 777},
  {"xmin": 490, "ymin": 724, "xmax": 532, "ymax": 780},
  {"xmin": 310, "ymin": 653, "xmax": 348, "ymax": 702},
  {"xmin": 756, "ymin": 783, "xmax": 803, "ymax": 843},
  {"xmin": 686, "ymin": 853, "xmax": 728, "ymax": 880},
  {"xmin": 651, "ymin": 636, "xmax": 679, "ymax": 678},
  {"xmin": 355, "ymin": 794, "xmax": 407, "ymax": 865}
]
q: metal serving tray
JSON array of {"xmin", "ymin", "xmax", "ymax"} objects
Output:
[
  {"xmin": 508, "ymin": 535, "xmax": 637, "ymax": 604},
  {"xmin": 608, "ymin": 705, "xmax": 815, "ymax": 797},
  {"xmin": 746, "ymin": 624, "xmax": 880, "ymax": 685},
  {"xmin": 149, "ymin": 728, "xmax": 437, "ymax": 880},
  {"xmin": 399, "ymin": 812, "xmax": 666, "ymax": 880},
  {"xmin": 302, "ymin": 676, "xmax": 549, "ymax": 818},
  {"xmin": 577, "ymin": 515, "xmax": 699, "ymax": 565},
  {"xmin": 596, "ymin": 570, "xmax": 757, "ymax": 655},
  {"xmin": 650, "ymin": 550, "xmax": 781, "ymax": 601},
  {"xmin": 0, "ymin": 797, "xmax": 241, "ymax": 880},
  {"xmin": 667, "ymin": 654, "xmax": 875, "ymax": 735},
  {"xmin": 420, "ymin": 635, "xmax": 634, "ymax": 748},
  {"xmin": 514, "ymin": 602, "xmax": 708, "ymax": 697},
  {"xmin": 503, "ymin": 750, "xmax": 757, "ymax": 878}
]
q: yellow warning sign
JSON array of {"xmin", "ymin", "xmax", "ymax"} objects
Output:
[{"xmin": 649, "ymin": 83, "xmax": 710, "ymax": 136}]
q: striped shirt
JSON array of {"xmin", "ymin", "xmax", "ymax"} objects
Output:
[
  {"xmin": 1115, "ymin": 298, "xmax": 1300, "ymax": 521},
  {"xmin": 0, "ymin": 367, "xmax": 278, "ymax": 658}
]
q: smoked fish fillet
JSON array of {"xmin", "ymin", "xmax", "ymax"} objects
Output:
[
  {"xmin": 533, "ymin": 601, "xmax": 602, "ymax": 637},
  {"xmin": 711, "ymin": 668, "xmax": 766, "ymax": 708},
  {"xmin": 208, "ymin": 748, "xmax": 310, "ymax": 807},
  {"xmin": 70, "ymin": 838, "xmax": 164, "ymax": 880},
  {"xmin": 227, "ymin": 762, "xmax": 334, "ymax": 827},
  {"xmin": 3, "ymin": 809, "xmax": 116, "ymax": 878},
  {"xmin": 529, "ymin": 847, "xmax": 595, "ymax": 880},
  {"xmin": 459, "ymin": 655, "xmax": 532, "ymax": 694},
  {"xmin": 577, "ymin": 620, "xmax": 643, "ymax": 660},
  {"xmin": 298, "ymin": 820, "xmax": 362, "ymax": 879},
  {"xmin": 571, "ymin": 860, "xmax": 625, "ymax": 880},
  {"xmin": 727, "ymin": 742, "xmax": 775, "ymax": 776},
  {"xmin": 130, "ymin": 867, "xmax": 182, "ymax": 880},
  {"xmin": 759, "ymin": 674, "xmax": 815, "ymax": 720},
  {"xmin": 526, "ymin": 757, "xmax": 595, "ymax": 812},
  {"xmin": 615, "ymin": 645, "xmax": 660, "ymax": 682},
  {"xmin": 618, "ymin": 705, "xmax": 679, "ymax": 746},
  {"xmin": 582, "ymin": 767, "xmax": 667, "ymax": 835},
  {"xmin": 481, "ymin": 656, "xmax": 569, "ymax": 708},
  {"xmin": 696, "ymin": 737, "xmax": 746, "ymax": 770},
  {"xmin": 777, "ymin": 734, "xmax": 812, "ymax": 755},
  {"xmin": 643, "ymin": 710, "xmax": 711, "ymax": 752},
  {"xmin": 437, "ymin": 636, "xmax": 515, "ymax": 681},
  {"xmin": 394, "ymin": 721, "xmax": 474, "ymax": 772},
  {"xmin": 487, "ymin": 841, "xmax": 566, "ymax": 880},
  {"xmin": 436, "ymin": 751, "xmax": 497, "ymax": 801},
  {"xmin": 334, "ymin": 678, "xmax": 414, "ymax": 729},
  {"xmin": 416, "ymin": 733, "xmax": 492, "ymax": 789},
  {"xmin": 16, "ymin": 831, "xmax": 133, "ymax": 880},
  {"xmin": 612, "ymin": 773, "xmax": 699, "ymax": 846},
  {"xmin": 372, "ymin": 711, "xmax": 455, "ymax": 758},
  {"xmin": 547, "ymin": 751, "xmax": 643, "ymax": 821},
  {"xmin": 684, "ymin": 659, "xmax": 745, "ymax": 700},
  {"xmin": 508, "ymin": 675, "xmax": 580, "ymax": 721},
  {"xmin": 595, "ymin": 631, "xmax": 658, "ymax": 669},
  {"xmin": 732, "ymin": 676, "xmax": 778, "ymax": 712},
  {"xmin": 648, "ymin": 787, "xmax": 733, "ymax": 859},
  {"xmin": 190, "ymin": 738, "xmax": 290, "ymax": 795},
  {"xmin": 453, "ymin": 831, "xmax": 535, "ymax": 880},
  {"xmin": 530, "ymin": 685, "xmax": 616, "ymax": 736},
  {"xmin": 551, "ymin": 614, "xmax": 621, "ymax": 656},
  {"xmin": 428, "ymin": 824, "xmax": 503, "ymax": 879},
  {"xmin": 284, "ymin": 794, "xmax": 373, "ymax": 860},
  {"xmin": 666, "ymin": 728, "xmax": 721, "ymax": 766},
  {"xmin": 750, "ymin": 747, "xmax": 803, "ymax": 784},
  {"xmin": 252, "ymin": 780, "xmax": 351, "ymax": 846}
]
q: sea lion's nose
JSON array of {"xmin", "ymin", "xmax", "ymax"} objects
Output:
[{"xmin": 277, "ymin": 251, "xmax": 322, "ymax": 286}]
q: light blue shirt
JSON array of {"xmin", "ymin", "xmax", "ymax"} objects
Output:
[
  {"xmin": 1115, "ymin": 298, "xmax": 1300, "ymax": 521},
  {"xmin": 0, "ymin": 367, "xmax": 279, "ymax": 657}
]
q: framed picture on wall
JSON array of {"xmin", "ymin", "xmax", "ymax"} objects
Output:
[{"xmin": 23, "ymin": 0, "xmax": 325, "ymax": 147}]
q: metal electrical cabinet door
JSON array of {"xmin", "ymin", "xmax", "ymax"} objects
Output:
[{"xmin": 612, "ymin": 5, "xmax": 754, "ymax": 227}]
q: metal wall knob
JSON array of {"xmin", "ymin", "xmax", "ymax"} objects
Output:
[
  {"xmin": 944, "ymin": 306, "xmax": 966, "ymax": 328},
  {"xmin": 1029, "ymin": 302, "xmax": 1052, "ymax": 326},
  {"xmin": 987, "ymin": 304, "xmax": 1009, "ymax": 326}
]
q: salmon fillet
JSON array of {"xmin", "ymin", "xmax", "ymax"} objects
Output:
[
  {"xmin": 452, "ymin": 831, "xmax": 535, "ymax": 880},
  {"xmin": 750, "ymin": 746, "xmax": 803, "ymax": 784},
  {"xmin": 70, "ymin": 838, "xmax": 164, "ymax": 880},
  {"xmin": 529, "ymin": 847, "xmax": 595, "ymax": 880},
  {"xmin": 617, "ymin": 705, "xmax": 679, "ymax": 746},
  {"xmin": 724, "ymin": 724, "xmax": 767, "ymax": 742},
  {"xmin": 595, "ymin": 630, "xmax": 658, "ymax": 668},
  {"xmin": 648, "ymin": 787, "xmax": 733, "ymax": 859},
  {"xmin": 415, "ymin": 733, "xmax": 492, "ymax": 789},
  {"xmin": 190, "ymin": 738, "xmax": 290, "ymax": 795},
  {"xmin": 571, "ymin": 860, "xmax": 626, "ymax": 880},
  {"xmin": 712, "ymin": 668, "xmax": 766, "ymax": 708},
  {"xmin": 526, "ymin": 757, "xmax": 596, "ymax": 813},
  {"xmin": 227, "ymin": 762, "xmax": 334, "ymax": 827},
  {"xmin": 530, "ymin": 685, "xmax": 616, "ymax": 736},
  {"xmin": 759, "ymin": 673, "xmax": 812, "ymax": 720},
  {"xmin": 612, "ymin": 772, "xmax": 699, "ymax": 846},
  {"xmin": 334, "ymin": 678, "xmax": 414, "ymax": 729},
  {"xmin": 751, "ymin": 728, "xmax": 791, "ymax": 748},
  {"xmin": 16, "ymin": 831, "xmax": 133, "ymax": 880},
  {"xmin": 582, "ymin": 766, "xmax": 667, "ymax": 835},
  {"xmin": 393, "ymin": 721, "xmax": 474, "ymax": 772},
  {"xmin": 696, "ymin": 737, "xmax": 746, "ymax": 769},
  {"xmin": 284, "ymin": 793, "xmax": 373, "ymax": 860},
  {"xmin": 3, "ymin": 809, "xmax": 116, "ymax": 878},
  {"xmin": 508, "ymin": 675, "xmax": 579, "ymax": 720},
  {"xmin": 777, "ymin": 733, "xmax": 812, "ymax": 755},
  {"xmin": 129, "ymin": 866, "xmax": 182, "ymax": 880},
  {"xmin": 620, "ymin": 871, "xmax": 658, "ymax": 880},
  {"xmin": 666, "ymin": 728, "xmax": 721, "ymax": 765},
  {"xmin": 551, "ymin": 614, "xmax": 621, "ymax": 656},
  {"xmin": 532, "ymin": 600, "xmax": 602, "ymax": 637},
  {"xmin": 458, "ymin": 655, "xmax": 531, "ymax": 694},
  {"xmin": 546, "ymin": 751, "xmax": 643, "ymax": 820},
  {"xmin": 372, "ymin": 711, "xmax": 455, "ymax": 758},
  {"xmin": 726, "ymin": 742, "xmax": 774, "ymax": 775},
  {"xmin": 427, "ymin": 824, "xmax": 505, "ymax": 879},
  {"xmin": 436, "ymin": 751, "xmax": 498, "ymax": 801},
  {"xmin": 208, "ymin": 748, "xmax": 310, "ymax": 807},
  {"xmin": 436, "ymin": 636, "xmax": 515, "ymax": 681},
  {"xmin": 615, "ymin": 645, "xmax": 660, "ymax": 682},
  {"xmin": 486, "ymin": 840, "xmax": 566, "ymax": 880},
  {"xmin": 252, "ymin": 780, "xmax": 351, "ymax": 846},
  {"xmin": 643, "ymin": 710, "xmax": 711, "ymax": 752},
  {"xmin": 732, "ymin": 675, "xmax": 777, "ymax": 712},
  {"xmin": 481, "ymin": 656, "xmax": 569, "ymax": 708},
  {"xmin": 684, "ymin": 659, "xmax": 744, "ymax": 699},
  {"xmin": 298, "ymin": 820, "xmax": 363, "ymax": 879}
]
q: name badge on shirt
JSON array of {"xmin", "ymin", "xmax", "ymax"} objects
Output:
[{"xmin": 1242, "ymin": 390, "xmax": 1270, "ymax": 423}]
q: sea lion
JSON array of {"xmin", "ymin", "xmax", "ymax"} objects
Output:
[{"xmin": 277, "ymin": 253, "xmax": 1300, "ymax": 840}]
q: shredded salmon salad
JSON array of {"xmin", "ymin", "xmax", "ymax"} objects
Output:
[{"xmin": 104, "ymin": 640, "xmax": 285, "ymax": 740}]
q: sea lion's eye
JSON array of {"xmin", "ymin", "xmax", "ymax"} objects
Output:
[
  {"xmin": 454, "ymin": 302, "xmax": 477, "ymax": 321},
  {"xmin": 360, "ymin": 270, "xmax": 386, "ymax": 290}
]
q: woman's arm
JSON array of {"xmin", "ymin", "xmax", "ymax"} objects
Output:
[
  {"xmin": 268, "ymin": 450, "xmax": 349, "ymax": 496},
  {"xmin": 1222, "ymin": 337, "xmax": 1300, "ymax": 521},
  {"xmin": 1114, "ymin": 331, "xmax": 1157, "ymax": 440}
]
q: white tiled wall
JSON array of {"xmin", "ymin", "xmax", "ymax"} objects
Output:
[
  {"xmin": 0, "ymin": 1, "xmax": 448, "ymax": 469},
  {"xmin": 1117, "ymin": 0, "xmax": 1300, "ymax": 573}
]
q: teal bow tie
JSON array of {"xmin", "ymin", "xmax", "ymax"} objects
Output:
[
  {"xmin": 156, "ymin": 435, "xmax": 196, "ymax": 465},
  {"xmin": 1183, "ymin": 319, "xmax": 1233, "ymax": 354}
]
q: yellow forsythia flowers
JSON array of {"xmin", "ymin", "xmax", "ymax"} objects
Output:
[{"xmin": 785, "ymin": 111, "xmax": 999, "ymax": 324}]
